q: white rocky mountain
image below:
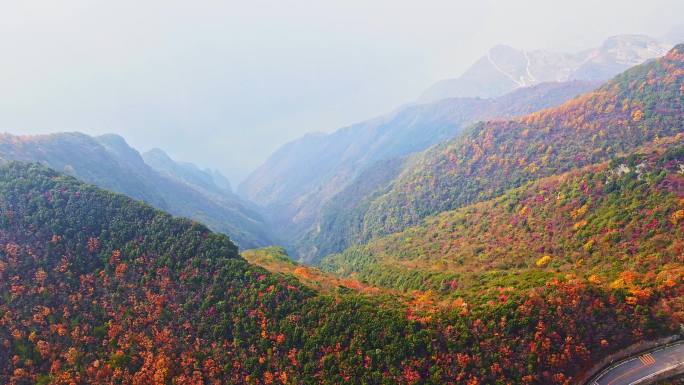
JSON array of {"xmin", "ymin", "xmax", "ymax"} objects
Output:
[{"xmin": 419, "ymin": 34, "xmax": 673, "ymax": 103}]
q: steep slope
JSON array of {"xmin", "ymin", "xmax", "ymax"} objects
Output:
[
  {"xmin": 311, "ymin": 44, "xmax": 684, "ymax": 259},
  {"xmin": 1, "ymin": 162, "xmax": 681, "ymax": 385},
  {"xmin": 240, "ymin": 80, "xmax": 598, "ymax": 243},
  {"xmin": 322, "ymin": 138, "xmax": 684, "ymax": 297},
  {"xmin": 420, "ymin": 34, "xmax": 672, "ymax": 103},
  {"xmin": 0, "ymin": 132, "xmax": 273, "ymax": 249}
]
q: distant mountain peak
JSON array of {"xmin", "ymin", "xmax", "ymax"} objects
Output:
[
  {"xmin": 93, "ymin": 133, "xmax": 145, "ymax": 165},
  {"xmin": 142, "ymin": 148, "xmax": 233, "ymax": 195},
  {"xmin": 146, "ymin": 147, "xmax": 170, "ymax": 156},
  {"xmin": 143, "ymin": 147, "xmax": 175, "ymax": 164},
  {"xmin": 488, "ymin": 44, "xmax": 519, "ymax": 55},
  {"xmin": 419, "ymin": 34, "xmax": 673, "ymax": 103},
  {"xmin": 95, "ymin": 132, "xmax": 128, "ymax": 144}
]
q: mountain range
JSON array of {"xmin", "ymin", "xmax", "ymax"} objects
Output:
[
  {"xmin": 2, "ymin": 33, "xmax": 684, "ymax": 385},
  {"xmin": 2, "ymin": 161, "xmax": 680, "ymax": 384},
  {"xmin": 419, "ymin": 34, "xmax": 674, "ymax": 103},
  {"xmin": 239, "ymin": 80, "xmax": 599, "ymax": 255},
  {"xmin": 240, "ymin": 34, "xmax": 684, "ymax": 263},
  {"xmin": 0, "ymin": 132, "xmax": 275, "ymax": 249},
  {"xmin": 302, "ymin": 41, "xmax": 684, "ymax": 262}
]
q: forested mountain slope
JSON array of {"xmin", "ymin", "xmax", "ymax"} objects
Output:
[
  {"xmin": 0, "ymin": 132, "xmax": 273, "ymax": 249},
  {"xmin": 240, "ymin": 80, "xmax": 598, "ymax": 244},
  {"xmin": 309, "ymin": 44, "xmax": 684, "ymax": 259},
  {"xmin": 242, "ymin": 246, "xmax": 384, "ymax": 295},
  {"xmin": 322, "ymin": 137, "xmax": 684, "ymax": 298},
  {"xmin": 1, "ymin": 162, "xmax": 681, "ymax": 385}
]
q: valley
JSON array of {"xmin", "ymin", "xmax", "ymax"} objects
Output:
[
  {"xmin": 1, "ymin": 9, "xmax": 683, "ymax": 383},
  {"xmin": 1, "ymin": 162, "xmax": 681, "ymax": 384}
]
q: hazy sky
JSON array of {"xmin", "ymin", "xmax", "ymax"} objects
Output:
[{"xmin": 1, "ymin": 0, "xmax": 683, "ymax": 182}]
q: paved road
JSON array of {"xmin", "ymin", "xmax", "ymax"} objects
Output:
[{"xmin": 592, "ymin": 341, "xmax": 684, "ymax": 385}]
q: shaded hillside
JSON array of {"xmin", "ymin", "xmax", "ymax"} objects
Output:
[
  {"xmin": 296, "ymin": 157, "xmax": 408, "ymax": 260},
  {"xmin": 0, "ymin": 132, "xmax": 273, "ymax": 249},
  {"xmin": 309, "ymin": 44, "xmax": 684, "ymax": 260},
  {"xmin": 322, "ymin": 138, "xmax": 684, "ymax": 299},
  {"xmin": 420, "ymin": 34, "xmax": 671, "ymax": 103},
  {"xmin": 0, "ymin": 162, "xmax": 681, "ymax": 385},
  {"xmin": 240, "ymin": 80, "xmax": 598, "ymax": 244}
]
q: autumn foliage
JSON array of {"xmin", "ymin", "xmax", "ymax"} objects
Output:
[
  {"xmin": 1, "ymin": 45, "xmax": 684, "ymax": 385},
  {"xmin": 311, "ymin": 44, "xmax": 684, "ymax": 257}
]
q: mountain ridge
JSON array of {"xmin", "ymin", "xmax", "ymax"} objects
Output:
[
  {"xmin": 302, "ymin": 43, "xmax": 684, "ymax": 261},
  {"xmin": 321, "ymin": 135, "xmax": 684, "ymax": 296},
  {"xmin": 0, "ymin": 132, "xmax": 275, "ymax": 249},
  {"xmin": 419, "ymin": 34, "xmax": 672, "ymax": 103},
  {"xmin": 239, "ymin": 80, "xmax": 599, "ymax": 250}
]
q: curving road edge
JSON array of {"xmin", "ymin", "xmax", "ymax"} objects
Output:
[{"xmin": 589, "ymin": 341, "xmax": 684, "ymax": 385}]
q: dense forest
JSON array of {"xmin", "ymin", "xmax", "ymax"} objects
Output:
[
  {"xmin": 1, "ymin": 163, "xmax": 681, "ymax": 384},
  {"xmin": 321, "ymin": 138, "xmax": 684, "ymax": 302},
  {"xmin": 0, "ymin": 26, "xmax": 683, "ymax": 385}
]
